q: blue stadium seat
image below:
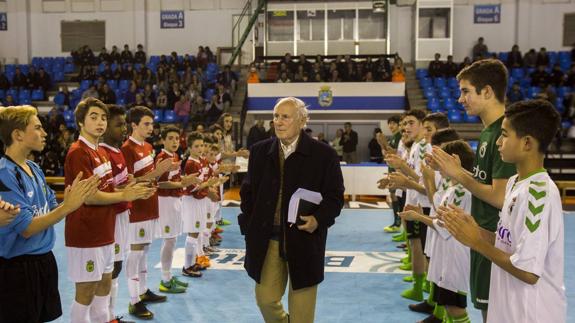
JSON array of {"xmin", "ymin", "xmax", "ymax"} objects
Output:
[
  {"xmin": 562, "ymin": 120, "xmax": 572, "ymax": 130},
  {"xmin": 439, "ymin": 88, "xmax": 451, "ymax": 99},
  {"xmin": 63, "ymin": 110, "xmax": 75, "ymax": 123},
  {"xmin": 452, "ymin": 88, "xmax": 461, "ymax": 99},
  {"xmin": 554, "ymin": 97, "xmax": 564, "ymax": 112},
  {"xmin": 7, "ymin": 88, "xmax": 18, "ymax": 99},
  {"xmin": 31, "ymin": 89, "xmax": 44, "ymax": 101},
  {"xmin": 107, "ymin": 79, "xmax": 118, "ymax": 90},
  {"xmin": 64, "ymin": 63, "xmax": 75, "ymax": 73},
  {"xmin": 416, "ymin": 69, "xmax": 428, "ymax": 80},
  {"xmin": 0, "ymin": 90, "xmax": 4, "ymax": 100},
  {"xmin": 464, "ymin": 113, "xmax": 480, "ymax": 123},
  {"xmin": 153, "ymin": 109, "xmax": 164, "ymax": 123},
  {"xmin": 427, "ymin": 99, "xmax": 440, "ymax": 111},
  {"xmin": 53, "ymin": 70, "xmax": 65, "ymax": 82},
  {"xmin": 19, "ymin": 89, "xmax": 30, "ymax": 102},
  {"xmin": 447, "ymin": 77, "xmax": 458, "ymax": 89},
  {"xmin": 424, "ymin": 87, "xmax": 436, "ymax": 99},
  {"xmin": 163, "ymin": 110, "xmax": 176, "ymax": 123},
  {"xmin": 443, "ymin": 98, "xmax": 455, "ymax": 110},
  {"xmin": 119, "ymin": 80, "xmax": 130, "ymax": 91},
  {"xmin": 53, "ymin": 92, "xmax": 66, "ymax": 106},
  {"xmin": 498, "ymin": 52, "xmax": 509, "ymax": 62},
  {"xmin": 447, "ymin": 109, "xmax": 463, "ymax": 123},
  {"xmin": 557, "ymin": 86, "xmax": 571, "ymax": 98},
  {"xmin": 433, "ymin": 77, "xmax": 446, "ymax": 88},
  {"xmin": 19, "ymin": 65, "xmax": 29, "ymax": 75},
  {"xmin": 80, "ymin": 80, "xmax": 92, "ymax": 90},
  {"xmin": 511, "ymin": 68, "xmax": 524, "ymax": 79},
  {"xmin": 526, "ymin": 86, "xmax": 541, "ymax": 99},
  {"xmin": 468, "ymin": 140, "xmax": 479, "ymax": 152},
  {"xmin": 419, "ymin": 77, "xmax": 432, "ymax": 88}
]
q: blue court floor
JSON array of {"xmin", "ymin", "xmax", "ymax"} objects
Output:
[{"xmin": 50, "ymin": 208, "xmax": 574, "ymax": 322}]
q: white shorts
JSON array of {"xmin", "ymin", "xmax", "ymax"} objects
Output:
[
  {"xmin": 182, "ymin": 196, "xmax": 207, "ymax": 234},
  {"xmin": 158, "ymin": 196, "xmax": 183, "ymax": 239},
  {"xmin": 128, "ymin": 219, "xmax": 159, "ymax": 245},
  {"xmin": 113, "ymin": 210, "xmax": 130, "ymax": 262},
  {"xmin": 67, "ymin": 244, "xmax": 115, "ymax": 283}
]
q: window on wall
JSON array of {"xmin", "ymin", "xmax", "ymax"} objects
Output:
[
  {"xmin": 358, "ymin": 9, "xmax": 385, "ymax": 40},
  {"xmin": 268, "ymin": 10, "xmax": 294, "ymax": 42},
  {"xmin": 327, "ymin": 9, "xmax": 354, "ymax": 41},
  {"xmin": 564, "ymin": 13, "xmax": 575, "ymax": 46},
  {"xmin": 297, "ymin": 10, "xmax": 324, "ymax": 41},
  {"xmin": 418, "ymin": 8, "xmax": 450, "ymax": 39},
  {"xmin": 61, "ymin": 20, "xmax": 105, "ymax": 52}
]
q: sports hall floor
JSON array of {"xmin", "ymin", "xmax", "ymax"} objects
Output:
[{"xmin": 51, "ymin": 207, "xmax": 575, "ymax": 323}]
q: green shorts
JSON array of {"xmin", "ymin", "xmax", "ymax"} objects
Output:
[{"xmin": 470, "ymin": 250, "xmax": 492, "ymax": 310}]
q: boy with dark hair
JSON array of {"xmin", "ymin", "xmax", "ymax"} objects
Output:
[
  {"xmin": 121, "ymin": 106, "xmax": 178, "ymax": 319},
  {"xmin": 0, "ymin": 106, "xmax": 99, "ymax": 323},
  {"xmin": 441, "ymin": 99, "xmax": 565, "ymax": 322},
  {"xmin": 65, "ymin": 99, "xmax": 155, "ymax": 322},
  {"xmin": 380, "ymin": 115, "xmax": 402, "ymax": 233},
  {"xmin": 430, "ymin": 58, "xmax": 516, "ymax": 321}
]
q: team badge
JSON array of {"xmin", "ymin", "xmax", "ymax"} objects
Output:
[
  {"xmin": 165, "ymin": 225, "xmax": 170, "ymax": 233},
  {"xmin": 139, "ymin": 228, "xmax": 146, "ymax": 237},
  {"xmin": 318, "ymin": 85, "xmax": 333, "ymax": 107},
  {"xmin": 86, "ymin": 260, "xmax": 95, "ymax": 273},
  {"xmin": 195, "ymin": 221, "xmax": 201, "ymax": 229},
  {"xmin": 207, "ymin": 213, "xmax": 211, "ymax": 219},
  {"xmin": 115, "ymin": 244, "xmax": 120, "ymax": 254}
]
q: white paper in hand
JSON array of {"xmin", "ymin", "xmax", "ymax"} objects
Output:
[{"xmin": 288, "ymin": 188, "xmax": 323, "ymax": 224}]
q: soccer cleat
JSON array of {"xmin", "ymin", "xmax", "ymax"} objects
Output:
[
  {"xmin": 396, "ymin": 243, "xmax": 407, "ymax": 249},
  {"xmin": 182, "ymin": 266, "xmax": 203, "ymax": 277},
  {"xmin": 384, "ymin": 225, "xmax": 401, "ymax": 233},
  {"xmin": 220, "ymin": 218, "xmax": 231, "ymax": 225},
  {"xmin": 214, "ymin": 227, "xmax": 224, "ymax": 234},
  {"xmin": 399, "ymin": 263, "xmax": 412, "ymax": 271},
  {"xmin": 139, "ymin": 289, "xmax": 167, "ymax": 303},
  {"xmin": 401, "ymin": 256, "xmax": 410, "ymax": 264},
  {"xmin": 403, "ymin": 275, "xmax": 414, "ymax": 282},
  {"xmin": 109, "ymin": 316, "xmax": 135, "ymax": 323},
  {"xmin": 401, "ymin": 287, "xmax": 424, "ymax": 302},
  {"xmin": 172, "ymin": 276, "xmax": 189, "ymax": 288},
  {"xmin": 419, "ymin": 314, "xmax": 443, "ymax": 323},
  {"xmin": 212, "ymin": 233, "xmax": 223, "ymax": 241},
  {"xmin": 159, "ymin": 278, "xmax": 187, "ymax": 293},
  {"xmin": 408, "ymin": 301, "xmax": 434, "ymax": 314},
  {"xmin": 128, "ymin": 301, "xmax": 153, "ymax": 320},
  {"xmin": 392, "ymin": 232, "xmax": 404, "ymax": 239},
  {"xmin": 392, "ymin": 234, "xmax": 406, "ymax": 242}
]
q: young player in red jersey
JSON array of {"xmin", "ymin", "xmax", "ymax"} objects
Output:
[
  {"xmin": 155, "ymin": 125, "xmax": 200, "ymax": 293},
  {"xmin": 65, "ymin": 98, "xmax": 155, "ymax": 323},
  {"xmin": 121, "ymin": 106, "xmax": 179, "ymax": 319}
]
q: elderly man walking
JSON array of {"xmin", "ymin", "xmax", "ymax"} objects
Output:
[{"xmin": 239, "ymin": 97, "xmax": 344, "ymax": 323}]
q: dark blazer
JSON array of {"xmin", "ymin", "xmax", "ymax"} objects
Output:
[{"xmin": 239, "ymin": 131, "xmax": 344, "ymax": 290}]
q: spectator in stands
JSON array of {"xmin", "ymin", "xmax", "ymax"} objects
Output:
[
  {"xmin": 26, "ymin": 66, "xmax": 38, "ymax": 89},
  {"xmin": 147, "ymin": 124, "xmax": 163, "ymax": 155},
  {"xmin": 330, "ymin": 128, "xmax": 344, "ymax": 161},
  {"xmin": 79, "ymin": 45, "xmax": 95, "ymax": 69},
  {"xmin": 206, "ymin": 94, "xmax": 223, "ymax": 124},
  {"xmin": 191, "ymin": 95, "xmax": 206, "ymax": 121},
  {"xmin": 98, "ymin": 47, "xmax": 111, "ymax": 64},
  {"xmin": 364, "ymin": 57, "xmax": 375, "ymax": 75},
  {"xmin": 507, "ymin": 45, "xmax": 523, "ymax": 68},
  {"xmin": 174, "ymin": 94, "xmax": 191, "ymax": 130},
  {"xmin": 182, "ymin": 67, "xmax": 193, "ymax": 87},
  {"xmin": 309, "ymin": 62, "xmax": 324, "ymax": 82},
  {"xmin": 391, "ymin": 64, "xmax": 405, "ymax": 83},
  {"xmin": 247, "ymin": 64, "xmax": 260, "ymax": 83},
  {"xmin": 120, "ymin": 44, "xmax": 133, "ymax": 64},
  {"xmin": 293, "ymin": 65, "xmax": 307, "ymax": 82},
  {"xmin": 121, "ymin": 64, "xmax": 135, "ymax": 80},
  {"xmin": 298, "ymin": 54, "xmax": 311, "ymax": 72},
  {"xmin": 442, "ymin": 55, "xmax": 459, "ymax": 78},
  {"xmin": 81, "ymin": 84, "xmax": 99, "ymax": 100},
  {"xmin": 460, "ymin": 56, "xmax": 472, "ymax": 71},
  {"xmin": 428, "ymin": 53, "xmax": 444, "ymax": 78},
  {"xmin": 167, "ymin": 82, "xmax": 182, "ymax": 108},
  {"xmin": 109, "ymin": 45, "xmax": 121, "ymax": 63},
  {"xmin": 156, "ymin": 66, "xmax": 167, "ymax": 83},
  {"xmin": 45, "ymin": 108, "xmax": 66, "ymax": 139},
  {"xmin": 344, "ymin": 63, "xmax": 359, "ymax": 82},
  {"xmin": 550, "ymin": 63, "xmax": 566, "ymax": 87},
  {"xmin": 523, "ymin": 48, "xmax": 537, "ymax": 68},
  {"xmin": 36, "ymin": 68, "xmax": 51, "ymax": 93},
  {"xmin": 112, "ymin": 64, "xmax": 123, "ymax": 81},
  {"xmin": 328, "ymin": 70, "xmax": 342, "ymax": 82},
  {"xmin": 205, "ymin": 47, "xmax": 215, "ymax": 63},
  {"xmin": 282, "ymin": 52, "xmax": 296, "ymax": 73},
  {"xmin": 100, "ymin": 64, "xmax": 114, "ymax": 79},
  {"xmin": 472, "ymin": 37, "xmax": 488, "ymax": 60},
  {"xmin": 531, "ymin": 64, "xmax": 550, "ymax": 87},
  {"xmin": 141, "ymin": 84, "xmax": 155, "ymax": 108},
  {"xmin": 364, "ymin": 71, "xmax": 375, "ymax": 82},
  {"xmin": 341, "ymin": 122, "xmax": 358, "ymax": 163},
  {"xmin": 537, "ymin": 84, "xmax": 557, "ymax": 105},
  {"xmin": 195, "ymin": 66, "xmax": 206, "ymax": 85},
  {"xmin": 0, "ymin": 72, "xmax": 10, "ymax": 90},
  {"xmin": 217, "ymin": 83, "xmax": 232, "ymax": 112},
  {"xmin": 54, "ymin": 86, "xmax": 70, "ymax": 109},
  {"xmin": 79, "ymin": 66, "xmax": 96, "ymax": 81},
  {"xmin": 369, "ymin": 128, "xmax": 383, "ymax": 163},
  {"xmin": 218, "ymin": 65, "xmax": 238, "ymax": 91},
  {"xmin": 376, "ymin": 56, "xmax": 392, "ymax": 81},
  {"xmin": 277, "ymin": 71, "xmax": 291, "ymax": 83},
  {"xmin": 40, "ymin": 150, "xmax": 61, "ymax": 176},
  {"xmin": 12, "ymin": 67, "xmax": 27, "ymax": 88},
  {"xmin": 507, "ymin": 82, "xmax": 524, "ymax": 104},
  {"xmin": 315, "ymin": 54, "xmax": 323, "ymax": 65},
  {"xmin": 197, "ymin": 46, "xmax": 208, "ymax": 68},
  {"xmin": 156, "ymin": 89, "xmax": 168, "ymax": 110},
  {"xmin": 3, "ymin": 94, "xmax": 15, "ymax": 106},
  {"xmin": 124, "ymin": 81, "xmax": 138, "ymax": 105},
  {"xmin": 267, "ymin": 120, "xmax": 275, "ymax": 138},
  {"xmin": 141, "ymin": 68, "xmax": 156, "ymax": 87},
  {"xmin": 566, "ymin": 64, "xmax": 575, "ymax": 87},
  {"xmin": 98, "ymin": 83, "xmax": 116, "ymax": 104},
  {"xmin": 134, "ymin": 44, "xmax": 146, "ymax": 64},
  {"xmin": 536, "ymin": 47, "xmax": 550, "ymax": 67},
  {"xmin": 247, "ymin": 119, "xmax": 268, "ymax": 149}
]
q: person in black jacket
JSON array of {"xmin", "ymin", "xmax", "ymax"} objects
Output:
[
  {"xmin": 428, "ymin": 53, "xmax": 444, "ymax": 78},
  {"xmin": 239, "ymin": 97, "xmax": 344, "ymax": 323},
  {"xmin": 368, "ymin": 127, "xmax": 383, "ymax": 163},
  {"xmin": 246, "ymin": 119, "xmax": 268, "ymax": 149},
  {"xmin": 341, "ymin": 122, "xmax": 358, "ymax": 163}
]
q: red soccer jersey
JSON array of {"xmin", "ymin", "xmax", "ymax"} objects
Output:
[
  {"xmin": 100, "ymin": 143, "xmax": 131, "ymax": 214},
  {"xmin": 156, "ymin": 149, "xmax": 183, "ymax": 198},
  {"xmin": 64, "ymin": 136, "xmax": 116, "ymax": 248},
  {"xmin": 183, "ymin": 156, "xmax": 209, "ymax": 199},
  {"xmin": 121, "ymin": 136, "xmax": 159, "ymax": 222}
]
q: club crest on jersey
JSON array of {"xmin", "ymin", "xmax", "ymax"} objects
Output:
[
  {"xmin": 164, "ymin": 225, "xmax": 170, "ymax": 233},
  {"xmin": 139, "ymin": 228, "xmax": 146, "ymax": 237},
  {"xmin": 195, "ymin": 221, "xmax": 201, "ymax": 228},
  {"xmin": 115, "ymin": 244, "xmax": 120, "ymax": 254},
  {"xmin": 479, "ymin": 142, "xmax": 487, "ymax": 158},
  {"xmin": 86, "ymin": 260, "xmax": 95, "ymax": 272},
  {"xmin": 27, "ymin": 191, "xmax": 34, "ymax": 198}
]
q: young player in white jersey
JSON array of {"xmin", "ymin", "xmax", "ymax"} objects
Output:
[{"xmin": 442, "ymin": 100, "xmax": 565, "ymax": 323}]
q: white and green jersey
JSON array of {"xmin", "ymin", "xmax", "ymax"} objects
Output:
[
  {"xmin": 487, "ymin": 171, "xmax": 565, "ymax": 323},
  {"xmin": 405, "ymin": 138, "xmax": 432, "ymax": 208},
  {"xmin": 427, "ymin": 182, "xmax": 472, "ymax": 293},
  {"xmin": 424, "ymin": 172, "xmax": 448, "ymax": 258}
]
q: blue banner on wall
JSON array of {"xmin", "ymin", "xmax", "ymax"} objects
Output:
[
  {"xmin": 0, "ymin": 13, "xmax": 7, "ymax": 31},
  {"xmin": 160, "ymin": 11, "xmax": 184, "ymax": 29},
  {"xmin": 474, "ymin": 5, "xmax": 501, "ymax": 24}
]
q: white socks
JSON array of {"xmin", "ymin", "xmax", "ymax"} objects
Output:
[
  {"xmin": 139, "ymin": 248, "xmax": 149, "ymax": 294},
  {"xmin": 161, "ymin": 238, "xmax": 176, "ymax": 282},
  {"xmin": 126, "ymin": 249, "xmax": 143, "ymax": 305},
  {"xmin": 109, "ymin": 278, "xmax": 119, "ymax": 320},
  {"xmin": 185, "ymin": 236, "xmax": 198, "ymax": 268},
  {"xmin": 89, "ymin": 295, "xmax": 110, "ymax": 323},
  {"xmin": 70, "ymin": 301, "xmax": 90, "ymax": 323}
]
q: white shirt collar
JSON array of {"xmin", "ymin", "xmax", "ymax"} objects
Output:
[
  {"xmin": 79, "ymin": 135, "xmax": 98, "ymax": 151},
  {"xmin": 100, "ymin": 142, "xmax": 120, "ymax": 153},
  {"xmin": 280, "ymin": 135, "xmax": 299, "ymax": 159},
  {"xmin": 162, "ymin": 149, "xmax": 174, "ymax": 157},
  {"xmin": 129, "ymin": 136, "xmax": 144, "ymax": 146}
]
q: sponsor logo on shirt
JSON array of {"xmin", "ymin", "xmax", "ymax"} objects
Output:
[
  {"xmin": 27, "ymin": 191, "xmax": 34, "ymax": 198},
  {"xmin": 497, "ymin": 224, "xmax": 512, "ymax": 247},
  {"xmin": 473, "ymin": 165, "xmax": 487, "ymax": 181},
  {"xmin": 86, "ymin": 260, "xmax": 95, "ymax": 272},
  {"xmin": 479, "ymin": 141, "xmax": 487, "ymax": 158}
]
